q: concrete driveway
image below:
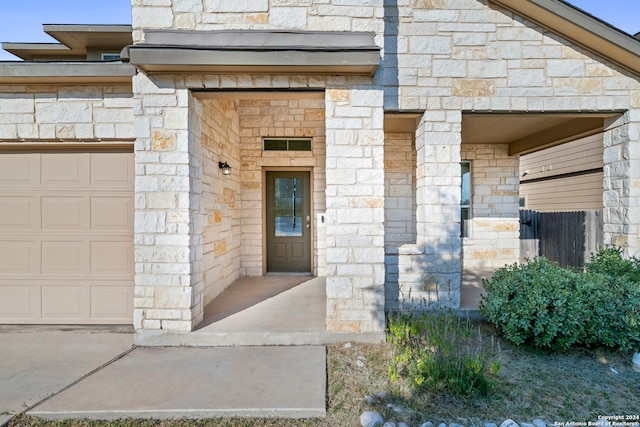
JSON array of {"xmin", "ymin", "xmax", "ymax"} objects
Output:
[
  {"xmin": 0, "ymin": 326, "xmax": 133, "ymax": 425},
  {"xmin": 0, "ymin": 326, "xmax": 326, "ymax": 423}
]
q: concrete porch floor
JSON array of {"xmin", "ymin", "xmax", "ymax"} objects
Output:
[
  {"xmin": 134, "ymin": 270, "xmax": 491, "ymax": 347},
  {"xmin": 134, "ymin": 276, "xmax": 386, "ymax": 347},
  {"xmin": 460, "ymin": 267, "xmax": 495, "ymax": 310}
]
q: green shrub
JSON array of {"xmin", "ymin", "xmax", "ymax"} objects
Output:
[
  {"xmin": 480, "ymin": 249, "xmax": 640, "ymax": 352},
  {"xmin": 583, "ymin": 248, "xmax": 640, "ymax": 351},
  {"xmin": 387, "ymin": 309, "xmax": 501, "ymax": 396},
  {"xmin": 585, "ymin": 246, "xmax": 640, "ymax": 281},
  {"xmin": 479, "ymin": 257, "xmax": 590, "ymax": 351}
]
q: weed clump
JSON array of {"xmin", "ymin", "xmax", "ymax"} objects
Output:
[{"xmin": 387, "ymin": 309, "xmax": 502, "ymax": 396}]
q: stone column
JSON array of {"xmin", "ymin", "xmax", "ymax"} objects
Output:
[
  {"xmin": 325, "ymin": 87, "xmax": 386, "ymax": 333},
  {"xmin": 603, "ymin": 111, "xmax": 640, "ymax": 256},
  {"xmin": 133, "ymin": 74, "xmax": 202, "ymax": 333},
  {"xmin": 413, "ymin": 110, "xmax": 462, "ymax": 308}
]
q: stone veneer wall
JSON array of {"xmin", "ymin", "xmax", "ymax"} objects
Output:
[
  {"xmin": 383, "ymin": 131, "xmax": 417, "ymax": 309},
  {"xmin": 325, "ymin": 87, "xmax": 386, "ymax": 332},
  {"xmin": 130, "ymin": 0, "xmax": 384, "ymax": 43},
  {"xmin": 410, "ymin": 111, "xmax": 463, "ymax": 309},
  {"xmin": 133, "ymin": 75, "xmax": 196, "ymax": 332},
  {"xmin": 0, "ymin": 85, "xmax": 133, "ymax": 140},
  {"xmin": 237, "ymin": 97, "xmax": 326, "ymax": 277},
  {"xmin": 384, "ymin": 132, "xmax": 416, "ymax": 247},
  {"xmin": 603, "ymin": 113, "xmax": 640, "ymax": 256},
  {"xmin": 387, "ymin": 1, "xmax": 640, "ymax": 113},
  {"xmin": 461, "ymin": 144, "xmax": 520, "ymax": 270},
  {"xmin": 191, "ymin": 98, "xmax": 242, "ymax": 307}
]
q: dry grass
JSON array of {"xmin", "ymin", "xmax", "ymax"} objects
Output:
[{"xmin": 9, "ymin": 321, "xmax": 640, "ymax": 427}]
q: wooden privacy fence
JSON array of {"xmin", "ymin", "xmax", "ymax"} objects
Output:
[{"xmin": 519, "ymin": 209, "xmax": 603, "ymax": 267}]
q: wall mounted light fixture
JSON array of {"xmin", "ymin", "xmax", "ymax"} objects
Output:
[{"xmin": 218, "ymin": 161, "xmax": 232, "ymax": 175}]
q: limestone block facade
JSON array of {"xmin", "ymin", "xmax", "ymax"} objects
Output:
[
  {"xmin": 0, "ymin": 85, "xmax": 133, "ymax": 141},
  {"xmin": 1, "ymin": 0, "xmax": 640, "ymax": 341}
]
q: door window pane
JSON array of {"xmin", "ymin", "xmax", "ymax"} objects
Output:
[{"xmin": 274, "ymin": 177, "xmax": 303, "ymax": 237}]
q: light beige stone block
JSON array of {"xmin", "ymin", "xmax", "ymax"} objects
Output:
[
  {"xmin": 133, "ymin": 6, "xmax": 174, "ymax": 28},
  {"xmin": 160, "ymin": 320, "xmax": 192, "ymax": 331}
]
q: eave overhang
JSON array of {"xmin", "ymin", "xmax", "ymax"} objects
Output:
[
  {"xmin": 491, "ymin": 0, "xmax": 640, "ymax": 76},
  {"xmin": 0, "ymin": 62, "xmax": 136, "ymax": 84},
  {"xmin": 122, "ymin": 30, "xmax": 381, "ymax": 76},
  {"xmin": 1, "ymin": 43, "xmax": 82, "ymax": 61},
  {"xmin": 43, "ymin": 24, "xmax": 133, "ymax": 50},
  {"xmin": 2, "ymin": 25, "xmax": 133, "ymax": 61}
]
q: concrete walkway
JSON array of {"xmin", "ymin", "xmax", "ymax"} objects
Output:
[
  {"xmin": 0, "ymin": 328, "xmax": 326, "ymax": 422},
  {"xmin": 0, "ymin": 327, "xmax": 133, "ymax": 414}
]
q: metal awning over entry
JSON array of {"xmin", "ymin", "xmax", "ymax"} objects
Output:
[{"xmin": 120, "ymin": 29, "xmax": 380, "ymax": 76}]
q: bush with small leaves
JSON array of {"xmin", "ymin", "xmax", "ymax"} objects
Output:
[
  {"xmin": 583, "ymin": 248, "xmax": 640, "ymax": 352},
  {"xmin": 480, "ymin": 257, "xmax": 590, "ymax": 351},
  {"xmin": 480, "ymin": 248, "xmax": 640, "ymax": 352}
]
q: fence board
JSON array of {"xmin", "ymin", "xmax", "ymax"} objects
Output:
[
  {"xmin": 519, "ymin": 209, "xmax": 602, "ymax": 268},
  {"xmin": 519, "ymin": 209, "xmax": 539, "ymax": 260},
  {"xmin": 584, "ymin": 210, "xmax": 604, "ymax": 262}
]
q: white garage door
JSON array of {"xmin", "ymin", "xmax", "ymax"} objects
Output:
[{"xmin": 0, "ymin": 148, "xmax": 134, "ymax": 324}]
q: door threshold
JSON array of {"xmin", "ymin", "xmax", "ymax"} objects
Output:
[{"xmin": 265, "ymin": 272, "xmax": 313, "ymax": 276}]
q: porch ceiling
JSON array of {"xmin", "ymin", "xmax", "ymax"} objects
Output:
[
  {"xmin": 384, "ymin": 112, "xmax": 620, "ymax": 156},
  {"xmin": 462, "ymin": 113, "xmax": 619, "ymax": 155}
]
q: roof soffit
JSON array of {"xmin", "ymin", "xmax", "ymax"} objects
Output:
[
  {"xmin": 44, "ymin": 25, "xmax": 132, "ymax": 52},
  {"xmin": 2, "ymin": 25, "xmax": 133, "ymax": 61}
]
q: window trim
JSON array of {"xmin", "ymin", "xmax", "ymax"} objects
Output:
[
  {"xmin": 101, "ymin": 53, "xmax": 121, "ymax": 61},
  {"xmin": 263, "ymin": 138, "xmax": 313, "ymax": 152}
]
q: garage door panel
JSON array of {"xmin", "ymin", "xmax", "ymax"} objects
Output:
[
  {"xmin": 0, "ymin": 153, "xmax": 39, "ymax": 187},
  {"xmin": 0, "ymin": 149, "xmax": 133, "ymax": 324},
  {"xmin": 91, "ymin": 153, "xmax": 134, "ymax": 188},
  {"xmin": 0, "ymin": 196, "xmax": 39, "ymax": 230},
  {"xmin": 41, "ymin": 197, "xmax": 89, "ymax": 230},
  {"xmin": 91, "ymin": 197, "xmax": 133, "ymax": 231},
  {"xmin": 91, "ymin": 241, "xmax": 134, "ymax": 275},
  {"xmin": 41, "ymin": 153, "xmax": 89, "ymax": 187},
  {"xmin": 41, "ymin": 285, "xmax": 88, "ymax": 320},
  {"xmin": 41, "ymin": 241, "xmax": 88, "ymax": 275},
  {"xmin": 0, "ymin": 284, "xmax": 39, "ymax": 319},
  {"xmin": 91, "ymin": 284, "xmax": 133, "ymax": 319},
  {"xmin": 0, "ymin": 241, "xmax": 39, "ymax": 275}
]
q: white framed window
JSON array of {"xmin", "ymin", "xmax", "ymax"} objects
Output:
[
  {"xmin": 461, "ymin": 161, "xmax": 471, "ymax": 238},
  {"xmin": 101, "ymin": 53, "xmax": 121, "ymax": 61}
]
